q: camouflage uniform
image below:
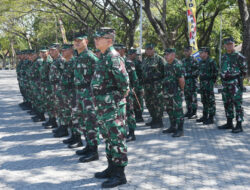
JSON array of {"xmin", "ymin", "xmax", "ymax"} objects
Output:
[
  {"xmin": 197, "ymin": 48, "xmax": 218, "ymax": 124},
  {"xmin": 162, "ymin": 49, "xmax": 185, "ymax": 137},
  {"xmin": 141, "ymin": 44, "xmax": 165, "ymax": 128},
  {"xmin": 91, "ymin": 45, "xmax": 129, "ymax": 167},
  {"xmin": 182, "ymin": 55, "xmax": 199, "ymax": 117},
  {"xmin": 218, "ymin": 37, "xmax": 248, "ymax": 132}
]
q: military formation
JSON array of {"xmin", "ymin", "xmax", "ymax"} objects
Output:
[{"xmin": 16, "ymin": 30, "xmax": 247, "ymax": 189}]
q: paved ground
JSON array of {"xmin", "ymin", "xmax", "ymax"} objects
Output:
[{"xmin": 0, "ymin": 70, "xmax": 250, "ymax": 190}]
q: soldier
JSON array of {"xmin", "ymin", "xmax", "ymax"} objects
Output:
[
  {"xmin": 182, "ymin": 46, "xmax": 199, "ymax": 119},
  {"xmin": 115, "ymin": 46, "xmax": 139, "ymax": 142},
  {"xmin": 141, "ymin": 43, "xmax": 165, "ymax": 128},
  {"xmin": 196, "ymin": 47, "xmax": 218, "ymax": 125},
  {"xmin": 218, "ymin": 37, "xmax": 248, "ymax": 133},
  {"xmin": 72, "ymin": 33, "xmax": 100, "ymax": 161},
  {"xmin": 92, "ymin": 27, "xmax": 129, "ymax": 188},
  {"xmin": 162, "ymin": 48, "xmax": 185, "ymax": 137}
]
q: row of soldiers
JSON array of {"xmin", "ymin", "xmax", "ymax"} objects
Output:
[{"xmin": 16, "ymin": 26, "xmax": 247, "ymax": 188}]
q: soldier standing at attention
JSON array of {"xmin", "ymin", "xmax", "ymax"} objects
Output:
[
  {"xmin": 92, "ymin": 27, "xmax": 130, "ymax": 188},
  {"xmin": 162, "ymin": 48, "xmax": 185, "ymax": 137},
  {"xmin": 141, "ymin": 43, "xmax": 165, "ymax": 129},
  {"xmin": 218, "ymin": 37, "xmax": 248, "ymax": 133},
  {"xmin": 196, "ymin": 47, "xmax": 218, "ymax": 125},
  {"xmin": 182, "ymin": 46, "xmax": 199, "ymax": 119},
  {"xmin": 73, "ymin": 33, "xmax": 100, "ymax": 162}
]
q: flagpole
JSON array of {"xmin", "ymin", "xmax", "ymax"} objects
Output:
[
  {"xmin": 219, "ymin": 13, "xmax": 222, "ymax": 67},
  {"xmin": 139, "ymin": 0, "xmax": 143, "ymax": 54}
]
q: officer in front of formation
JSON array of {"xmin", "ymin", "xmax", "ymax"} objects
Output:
[
  {"xmin": 218, "ymin": 37, "xmax": 248, "ymax": 133},
  {"xmin": 162, "ymin": 48, "xmax": 185, "ymax": 137},
  {"xmin": 141, "ymin": 43, "xmax": 165, "ymax": 129},
  {"xmin": 196, "ymin": 47, "xmax": 218, "ymax": 125}
]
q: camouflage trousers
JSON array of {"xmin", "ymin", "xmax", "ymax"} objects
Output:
[
  {"xmin": 184, "ymin": 78, "xmax": 198, "ymax": 111},
  {"xmin": 164, "ymin": 92, "xmax": 184, "ymax": 126},
  {"xmin": 48, "ymin": 84, "xmax": 60, "ymax": 118},
  {"xmin": 200, "ymin": 81, "xmax": 216, "ymax": 116},
  {"xmin": 144, "ymin": 82, "xmax": 163, "ymax": 120},
  {"xmin": 41, "ymin": 83, "xmax": 53, "ymax": 117},
  {"xmin": 94, "ymin": 94, "xmax": 128, "ymax": 167},
  {"xmin": 126, "ymin": 93, "xmax": 136, "ymax": 130},
  {"xmin": 133, "ymin": 88, "xmax": 144, "ymax": 118},
  {"xmin": 222, "ymin": 83, "xmax": 244, "ymax": 122},
  {"xmin": 73, "ymin": 88, "xmax": 100, "ymax": 147}
]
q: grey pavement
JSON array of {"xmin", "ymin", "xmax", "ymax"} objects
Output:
[{"xmin": 0, "ymin": 70, "xmax": 250, "ymax": 190}]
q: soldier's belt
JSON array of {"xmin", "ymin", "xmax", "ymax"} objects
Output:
[
  {"xmin": 92, "ymin": 87, "xmax": 119, "ymax": 96},
  {"xmin": 75, "ymin": 83, "xmax": 90, "ymax": 89},
  {"xmin": 62, "ymin": 84, "xmax": 74, "ymax": 89},
  {"xmin": 185, "ymin": 76, "xmax": 196, "ymax": 79},
  {"xmin": 200, "ymin": 76, "xmax": 213, "ymax": 81},
  {"xmin": 144, "ymin": 78, "xmax": 162, "ymax": 84},
  {"xmin": 221, "ymin": 75, "xmax": 239, "ymax": 81}
]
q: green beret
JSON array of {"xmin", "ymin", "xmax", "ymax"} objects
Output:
[
  {"xmin": 223, "ymin": 37, "xmax": 235, "ymax": 44},
  {"xmin": 114, "ymin": 44, "xmax": 126, "ymax": 50},
  {"xmin": 184, "ymin": 46, "xmax": 193, "ymax": 51},
  {"xmin": 127, "ymin": 49, "xmax": 137, "ymax": 55},
  {"xmin": 199, "ymin": 47, "xmax": 210, "ymax": 53},
  {"xmin": 164, "ymin": 48, "xmax": 176, "ymax": 54},
  {"xmin": 74, "ymin": 32, "xmax": 88, "ymax": 40},
  {"xmin": 29, "ymin": 49, "xmax": 36, "ymax": 54},
  {"xmin": 49, "ymin": 43, "xmax": 60, "ymax": 49},
  {"xmin": 39, "ymin": 46, "xmax": 48, "ymax": 52},
  {"xmin": 94, "ymin": 27, "xmax": 115, "ymax": 38},
  {"xmin": 145, "ymin": 43, "xmax": 155, "ymax": 49},
  {"xmin": 61, "ymin": 44, "xmax": 73, "ymax": 50}
]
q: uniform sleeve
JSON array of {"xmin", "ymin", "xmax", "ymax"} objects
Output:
[
  {"xmin": 111, "ymin": 56, "xmax": 130, "ymax": 97},
  {"xmin": 158, "ymin": 56, "xmax": 166, "ymax": 79},
  {"xmin": 211, "ymin": 59, "xmax": 218, "ymax": 82},
  {"xmin": 175, "ymin": 61, "xmax": 185, "ymax": 79},
  {"xmin": 129, "ymin": 61, "xmax": 139, "ymax": 89},
  {"xmin": 238, "ymin": 54, "xmax": 248, "ymax": 76},
  {"xmin": 192, "ymin": 59, "xmax": 199, "ymax": 78}
]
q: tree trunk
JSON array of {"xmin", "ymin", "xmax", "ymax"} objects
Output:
[{"xmin": 238, "ymin": 0, "xmax": 250, "ymax": 75}]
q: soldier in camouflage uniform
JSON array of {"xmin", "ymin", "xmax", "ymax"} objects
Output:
[
  {"xmin": 162, "ymin": 48, "xmax": 185, "ymax": 137},
  {"xmin": 72, "ymin": 33, "xmax": 100, "ymax": 162},
  {"xmin": 141, "ymin": 43, "xmax": 165, "ymax": 128},
  {"xmin": 182, "ymin": 46, "xmax": 199, "ymax": 119},
  {"xmin": 92, "ymin": 27, "xmax": 129, "ymax": 188},
  {"xmin": 218, "ymin": 37, "xmax": 248, "ymax": 133},
  {"xmin": 114, "ymin": 46, "xmax": 139, "ymax": 142},
  {"xmin": 196, "ymin": 47, "xmax": 218, "ymax": 125}
]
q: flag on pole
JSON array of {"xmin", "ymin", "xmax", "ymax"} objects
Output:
[{"xmin": 186, "ymin": 0, "xmax": 200, "ymax": 60}]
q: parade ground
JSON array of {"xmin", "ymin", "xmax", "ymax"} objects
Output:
[{"xmin": 0, "ymin": 70, "xmax": 250, "ymax": 190}]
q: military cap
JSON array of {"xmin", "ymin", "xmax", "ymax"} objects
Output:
[
  {"xmin": 199, "ymin": 47, "xmax": 210, "ymax": 53},
  {"xmin": 49, "ymin": 43, "xmax": 61, "ymax": 49},
  {"xmin": 29, "ymin": 49, "xmax": 36, "ymax": 54},
  {"xmin": 184, "ymin": 46, "xmax": 193, "ymax": 51},
  {"xmin": 114, "ymin": 44, "xmax": 126, "ymax": 50},
  {"xmin": 94, "ymin": 27, "xmax": 115, "ymax": 38},
  {"xmin": 223, "ymin": 37, "xmax": 235, "ymax": 44},
  {"xmin": 39, "ymin": 46, "xmax": 48, "ymax": 52},
  {"xmin": 164, "ymin": 48, "xmax": 176, "ymax": 54},
  {"xmin": 145, "ymin": 43, "xmax": 155, "ymax": 49},
  {"xmin": 73, "ymin": 32, "xmax": 88, "ymax": 40},
  {"xmin": 127, "ymin": 49, "xmax": 137, "ymax": 55},
  {"xmin": 61, "ymin": 44, "xmax": 74, "ymax": 50}
]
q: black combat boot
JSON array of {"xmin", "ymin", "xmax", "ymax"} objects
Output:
[
  {"xmin": 203, "ymin": 115, "xmax": 214, "ymax": 125},
  {"xmin": 126, "ymin": 128, "xmax": 136, "ymax": 142},
  {"xmin": 172, "ymin": 121, "xmax": 184, "ymax": 137},
  {"xmin": 76, "ymin": 144, "xmax": 90, "ymax": 156},
  {"xmin": 135, "ymin": 111, "xmax": 144, "ymax": 123},
  {"xmin": 45, "ymin": 117, "xmax": 58, "ymax": 129},
  {"xmin": 42, "ymin": 117, "xmax": 53, "ymax": 127},
  {"xmin": 188, "ymin": 108, "xmax": 197, "ymax": 119},
  {"xmin": 95, "ymin": 158, "xmax": 113, "ymax": 179},
  {"xmin": 63, "ymin": 129, "xmax": 75, "ymax": 144},
  {"xmin": 162, "ymin": 120, "xmax": 176, "ymax": 134},
  {"xmin": 151, "ymin": 119, "xmax": 163, "ymax": 129},
  {"xmin": 146, "ymin": 118, "xmax": 156, "ymax": 126},
  {"xmin": 196, "ymin": 112, "xmax": 207, "ymax": 123},
  {"xmin": 184, "ymin": 108, "xmax": 192, "ymax": 118},
  {"xmin": 79, "ymin": 145, "xmax": 99, "ymax": 163},
  {"xmin": 218, "ymin": 118, "xmax": 233, "ymax": 129},
  {"xmin": 232, "ymin": 121, "xmax": 243, "ymax": 133},
  {"xmin": 68, "ymin": 132, "xmax": 83, "ymax": 148},
  {"xmin": 101, "ymin": 165, "xmax": 127, "ymax": 188},
  {"xmin": 53, "ymin": 125, "xmax": 69, "ymax": 138},
  {"xmin": 33, "ymin": 112, "xmax": 46, "ymax": 122}
]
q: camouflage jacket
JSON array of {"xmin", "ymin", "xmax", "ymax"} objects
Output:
[
  {"xmin": 125, "ymin": 59, "xmax": 139, "ymax": 90},
  {"xmin": 182, "ymin": 56, "xmax": 199, "ymax": 79},
  {"xmin": 61, "ymin": 56, "xmax": 75, "ymax": 88},
  {"xmin": 39, "ymin": 56, "xmax": 53, "ymax": 83},
  {"xmin": 91, "ymin": 46, "xmax": 130, "ymax": 100},
  {"xmin": 141, "ymin": 54, "xmax": 165, "ymax": 84},
  {"xmin": 163, "ymin": 58, "xmax": 184, "ymax": 96},
  {"xmin": 199, "ymin": 57, "xmax": 218, "ymax": 83},
  {"xmin": 49, "ymin": 55, "xmax": 65, "ymax": 85},
  {"xmin": 134, "ymin": 59, "xmax": 143, "ymax": 87},
  {"xmin": 221, "ymin": 51, "xmax": 248, "ymax": 85}
]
